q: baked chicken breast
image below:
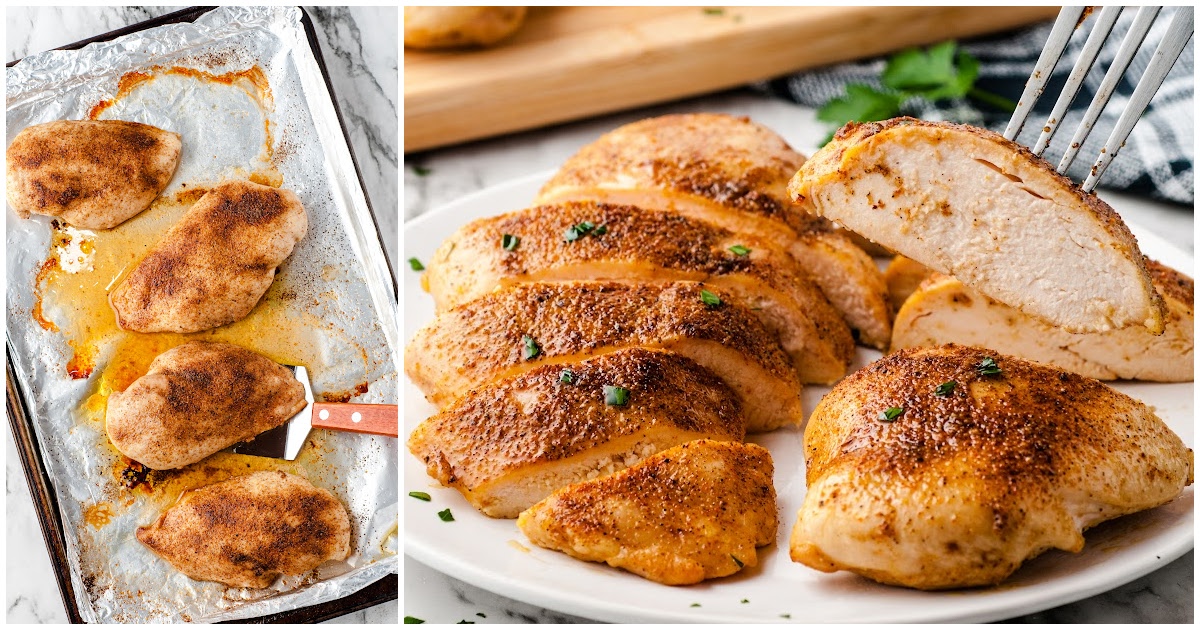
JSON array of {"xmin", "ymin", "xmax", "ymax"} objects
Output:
[
  {"xmin": 6, "ymin": 120, "xmax": 181, "ymax": 229},
  {"xmin": 106, "ymin": 341, "xmax": 307, "ymax": 470},
  {"xmin": 109, "ymin": 180, "xmax": 307, "ymax": 333},
  {"xmin": 892, "ymin": 261, "xmax": 1194, "ymax": 382},
  {"xmin": 424, "ymin": 201, "xmax": 853, "ymax": 384},
  {"xmin": 136, "ymin": 471, "xmax": 351, "ymax": 589},
  {"xmin": 790, "ymin": 344, "xmax": 1193, "ymax": 590},
  {"xmin": 406, "ymin": 281, "xmax": 805, "ymax": 431},
  {"xmin": 535, "ymin": 113, "xmax": 893, "ymax": 349},
  {"xmin": 518, "ymin": 439, "xmax": 778, "ymax": 585},
  {"xmin": 408, "ymin": 349, "xmax": 746, "ymax": 518},
  {"xmin": 789, "ymin": 118, "xmax": 1165, "ymax": 335}
]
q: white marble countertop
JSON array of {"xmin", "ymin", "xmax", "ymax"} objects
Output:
[
  {"xmin": 402, "ymin": 92, "xmax": 1194, "ymax": 623},
  {"xmin": 5, "ymin": 6, "xmax": 397, "ymax": 624}
]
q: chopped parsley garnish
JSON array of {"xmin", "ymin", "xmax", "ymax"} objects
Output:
[
  {"xmin": 729, "ymin": 244, "xmax": 751, "ymax": 256},
  {"xmin": 411, "ymin": 165, "xmax": 431, "ymax": 176},
  {"xmin": 559, "ymin": 369, "xmax": 576, "ymax": 385},
  {"xmin": 976, "ymin": 357, "xmax": 1002, "ymax": 377},
  {"xmin": 690, "ymin": 603, "xmax": 701, "ymax": 608},
  {"xmin": 780, "ymin": 614, "xmax": 792, "ymax": 619},
  {"xmin": 522, "ymin": 335, "xmax": 541, "ymax": 360},
  {"xmin": 741, "ymin": 599, "xmax": 750, "ymax": 604},
  {"xmin": 408, "ymin": 491, "xmax": 431, "ymax": 501},
  {"xmin": 501, "ymin": 233, "xmax": 520, "ymax": 251},
  {"xmin": 594, "ymin": 224, "xmax": 608, "ymax": 235},
  {"xmin": 563, "ymin": 221, "xmax": 596, "ymax": 242},
  {"xmin": 604, "ymin": 385, "xmax": 629, "ymax": 406},
  {"xmin": 731, "ymin": 554, "xmax": 744, "ymax": 568},
  {"xmin": 457, "ymin": 622, "xmax": 475, "ymax": 625},
  {"xmin": 437, "ymin": 508, "xmax": 455, "ymax": 522},
  {"xmin": 405, "ymin": 616, "xmax": 425, "ymax": 624},
  {"xmin": 935, "ymin": 381, "xmax": 957, "ymax": 397},
  {"xmin": 407, "ymin": 257, "xmax": 425, "ymax": 271},
  {"xmin": 879, "ymin": 406, "xmax": 904, "ymax": 422},
  {"xmin": 476, "ymin": 613, "xmax": 486, "ymax": 618},
  {"xmin": 700, "ymin": 289, "xmax": 722, "ymax": 307},
  {"xmin": 703, "ymin": 7, "xmax": 725, "ymax": 15}
]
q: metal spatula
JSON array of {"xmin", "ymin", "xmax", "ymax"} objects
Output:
[{"xmin": 229, "ymin": 365, "xmax": 398, "ymax": 460}]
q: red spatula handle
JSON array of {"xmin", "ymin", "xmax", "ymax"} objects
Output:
[{"xmin": 310, "ymin": 403, "xmax": 398, "ymax": 437}]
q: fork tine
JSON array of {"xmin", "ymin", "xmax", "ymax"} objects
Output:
[
  {"xmin": 1058, "ymin": 6, "xmax": 1162, "ymax": 174},
  {"xmin": 1081, "ymin": 6, "xmax": 1194, "ymax": 193},
  {"xmin": 1031, "ymin": 6, "xmax": 1124, "ymax": 156},
  {"xmin": 1004, "ymin": 6, "xmax": 1087, "ymax": 141}
]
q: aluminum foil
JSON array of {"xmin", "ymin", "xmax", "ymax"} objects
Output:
[{"xmin": 5, "ymin": 6, "xmax": 397, "ymax": 623}]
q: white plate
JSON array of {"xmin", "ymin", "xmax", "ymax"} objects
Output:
[{"xmin": 402, "ymin": 171, "xmax": 1194, "ymax": 624}]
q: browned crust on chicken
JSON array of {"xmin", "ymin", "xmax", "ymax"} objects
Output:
[
  {"xmin": 136, "ymin": 471, "xmax": 351, "ymax": 589},
  {"xmin": 535, "ymin": 113, "xmax": 894, "ymax": 349},
  {"xmin": 518, "ymin": 439, "xmax": 777, "ymax": 585},
  {"xmin": 106, "ymin": 341, "xmax": 307, "ymax": 470},
  {"xmin": 792, "ymin": 344, "xmax": 1193, "ymax": 589},
  {"xmin": 109, "ymin": 180, "xmax": 307, "ymax": 333},
  {"xmin": 1146, "ymin": 258, "xmax": 1194, "ymax": 310},
  {"xmin": 789, "ymin": 117, "xmax": 1166, "ymax": 335},
  {"xmin": 6, "ymin": 120, "xmax": 181, "ymax": 229},
  {"xmin": 426, "ymin": 201, "xmax": 853, "ymax": 383},
  {"xmin": 409, "ymin": 349, "xmax": 747, "ymax": 518},
  {"xmin": 406, "ymin": 281, "xmax": 803, "ymax": 430}
]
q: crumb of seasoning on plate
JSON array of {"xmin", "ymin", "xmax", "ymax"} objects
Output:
[
  {"xmin": 404, "ymin": 616, "xmax": 425, "ymax": 624},
  {"xmin": 408, "ymin": 491, "xmax": 431, "ymax": 501},
  {"xmin": 408, "ymin": 257, "xmax": 425, "ymax": 271},
  {"xmin": 438, "ymin": 508, "xmax": 455, "ymax": 522}
]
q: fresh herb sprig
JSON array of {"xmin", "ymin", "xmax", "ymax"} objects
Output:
[{"xmin": 817, "ymin": 41, "xmax": 1015, "ymax": 142}]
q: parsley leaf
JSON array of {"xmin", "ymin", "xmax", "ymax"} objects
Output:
[
  {"xmin": 407, "ymin": 257, "xmax": 425, "ymax": 271},
  {"xmin": 522, "ymin": 335, "xmax": 541, "ymax": 361},
  {"xmin": 559, "ymin": 369, "xmax": 576, "ymax": 385},
  {"xmin": 501, "ymin": 234, "xmax": 520, "ymax": 251},
  {"xmin": 729, "ymin": 244, "xmax": 751, "ymax": 256},
  {"xmin": 817, "ymin": 83, "xmax": 903, "ymax": 127},
  {"xmin": 604, "ymin": 385, "xmax": 630, "ymax": 406},
  {"xmin": 438, "ymin": 508, "xmax": 455, "ymax": 522},
  {"xmin": 879, "ymin": 406, "xmax": 904, "ymax": 422},
  {"xmin": 405, "ymin": 616, "xmax": 426, "ymax": 624},
  {"xmin": 700, "ymin": 289, "xmax": 722, "ymax": 307},
  {"xmin": 976, "ymin": 357, "xmax": 1002, "ymax": 377},
  {"xmin": 935, "ymin": 381, "xmax": 957, "ymax": 397},
  {"xmin": 408, "ymin": 491, "xmax": 431, "ymax": 501}
]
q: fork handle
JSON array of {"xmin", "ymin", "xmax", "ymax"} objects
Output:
[{"xmin": 311, "ymin": 403, "xmax": 398, "ymax": 437}]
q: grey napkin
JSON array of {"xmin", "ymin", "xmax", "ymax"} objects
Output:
[{"xmin": 756, "ymin": 9, "xmax": 1194, "ymax": 205}]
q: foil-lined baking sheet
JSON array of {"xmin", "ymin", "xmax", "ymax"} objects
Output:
[{"xmin": 5, "ymin": 6, "xmax": 397, "ymax": 623}]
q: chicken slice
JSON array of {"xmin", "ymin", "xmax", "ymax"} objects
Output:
[
  {"xmin": 406, "ymin": 281, "xmax": 804, "ymax": 431},
  {"xmin": 408, "ymin": 349, "xmax": 746, "ymax": 518},
  {"xmin": 136, "ymin": 471, "xmax": 351, "ymax": 588},
  {"xmin": 535, "ymin": 113, "xmax": 893, "ymax": 349},
  {"xmin": 882, "ymin": 254, "xmax": 932, "ymax": 314},
  {"xmin": 109, "ymin": 180, "xmax": 307, "ymax": 332},
  {"xmin": 518, "ymin": 439, "xmax": 777, "ymax": 585},
  {"xmin": 106, "ymin": 341, "xmax": 307, "ymax": 470},
  {"xmin": 425, "ymin": 201, "xmax": 853, "ymax": 384},
  {"xmin": 789, "ymin": 117, "xmax": 1165, "ymax": 335},
  {"xmin": 791, "ymin": 344, "xmax": 1193, "ymax": 590},
  {"xmin": 892, "ymin": 261, "xmax": 1194, "ymax": 382},
  {"xmin": 6, "ymin": 120, "xmax": 181, "ymax": 229}
]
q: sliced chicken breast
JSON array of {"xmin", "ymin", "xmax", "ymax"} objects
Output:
[
  {"xmin": 892, "ymin": 261, "xmax": 1194, "ymax": 382},
  {"xmin": 408, "ymin": 349, "xmax": 746, "ymax": 518},
  {"xmin": 789, "ymin": 117, "xmax": 1165, "ymax": 335},
  {"xmin": 6, "ymin": 120, "xmax": 181, "ymax": 229},
  {"xmin": 883, "ymin": 254, "xmax": 932, "ymax": 314},
  {"xmin": 136, "ymin": 471, "xmax": 351, "ymax": 588},
  {"xmin": 406, "ymin": 281, "xmax": 804, "ymax": 431},
  {"xmin": 106, "ymin": 341, "xmax": 307, "ymax": 470},
  {"xmin": 109, "ymin": 180, "xmax": 307, "ymax": 333},
  {"xmin": 535, "ymin": 113, "xmax": 893, "ymax": 348},
  {"xmin": 424, "ymin": 201, "xmax": 853, "ymax": 384},
  {"xmin": 518, "ymin": 439, "xmax": 777, "ymax": 585},
  {"xmin": 791, "ymin": 344, "xmax": 1193, "ymax": 590}
]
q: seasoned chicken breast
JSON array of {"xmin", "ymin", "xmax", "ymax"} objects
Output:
[
  {"xmin": 535, "ymin": 113, "xmax": 893, "ymax": 349},
  {"xmin": 6, "ymin": 120, "xmax": 181, "ymax": 229},
  {"xmin": 883, "ymin": 254, "xmax": 932, "ymax": 314},
  {"xmin": 790, "ymin": 344, "xmax": 1193, "ymax": 590},
  {"xmin": 109, "ymin": 180, "xmax": 307, "ymax": 333},
  {"xmin": 106, "ymin": 341, "xmax": 307, "ymax": 470},
  {"xmin": 404, "ymin": 6, "xmax": 526, "ymax": 48},
  {"xmin": 406, "ymin": 281, "xmax": 804, "ymax": 431},
  {"xmin": 136, "ymin": 471, "xmax": 351, "ymax": 589},
  {"xmin": 425, "ymin": 201, "xmax": 853, "ymax": 384},
  {"xmin": 518, "ymin": 439, "xmax": 777, "ymax": 585},
  {"xmin": 408, "ymin": 349, "xmax": 746, "ymax": 518},
  {"xmin": 892, "ymin": 261, "xmax": 1194, "ymax": 382},
  {"xmin": 789, "ymin": 118, "xmax": 1165, "ymax": 335}
]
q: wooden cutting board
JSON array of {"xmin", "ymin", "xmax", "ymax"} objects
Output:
[{"xmin": 404, "ymin": 6, "xmax": 1059, "ymax": 153}]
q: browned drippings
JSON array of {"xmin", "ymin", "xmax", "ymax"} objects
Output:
[{"xmin": 83, "ymin": 502, "xmax": 116, "ymax": 528}]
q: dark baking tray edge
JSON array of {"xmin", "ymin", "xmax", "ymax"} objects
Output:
[{"xmin": 4, "ymin": 6, "xmax": 398, "ymax": 623}]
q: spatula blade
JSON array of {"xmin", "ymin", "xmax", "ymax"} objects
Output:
[{"xmin": 228, "ymin": 365, "xmax": 315, "ymax": 460}]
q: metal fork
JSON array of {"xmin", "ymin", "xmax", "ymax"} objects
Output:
[{"xmin": 1003, "ymin": 6, "xmax": 1194, "ymax": 193}]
